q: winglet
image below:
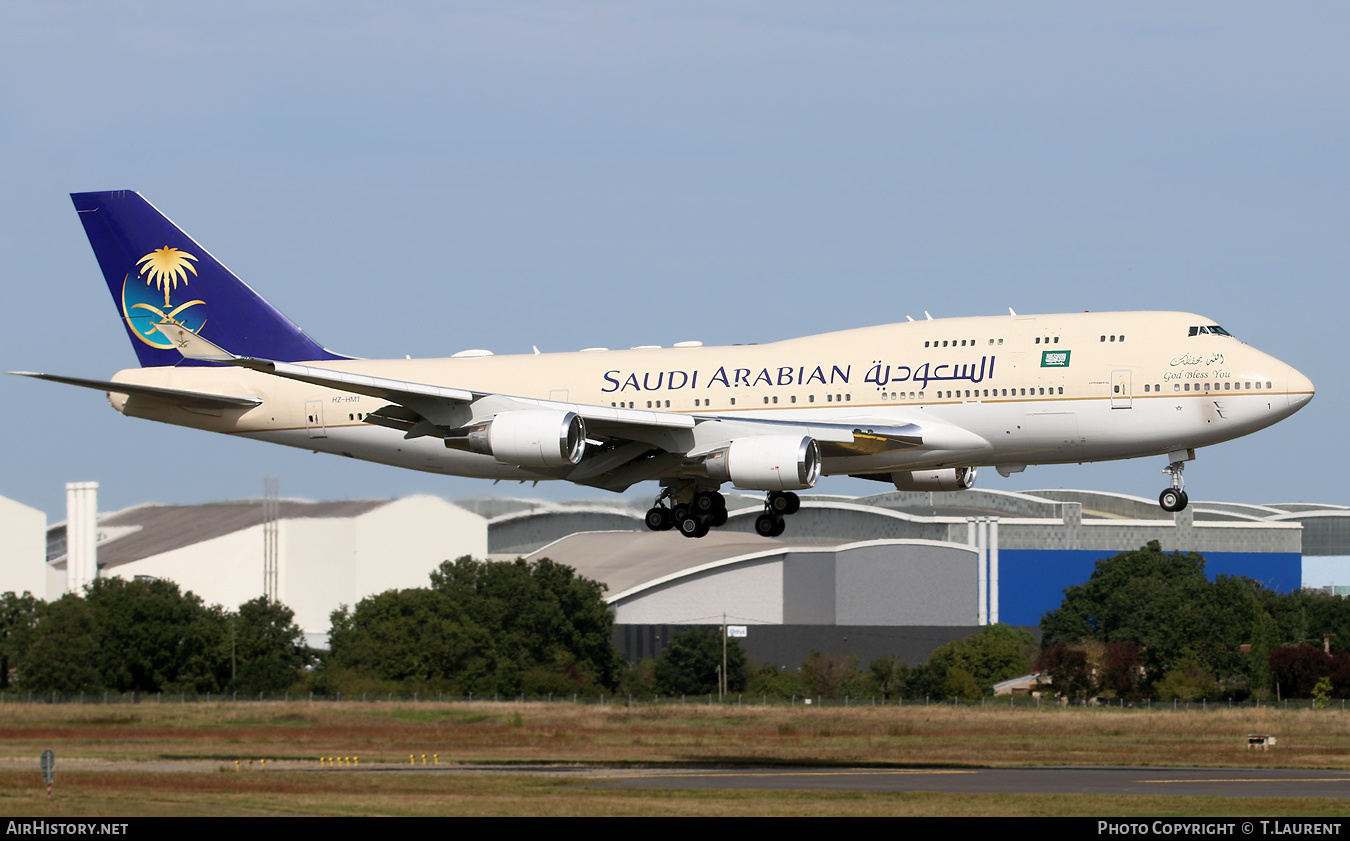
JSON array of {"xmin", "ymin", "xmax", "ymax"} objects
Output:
[{"xmin": 152, "ymin": 322, "xmax": 240, "ymax": 363}]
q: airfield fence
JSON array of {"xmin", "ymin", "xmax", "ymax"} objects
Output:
[{"xmin": 2, "ymin": 690, "xmax": 1347, "ymax": 712}]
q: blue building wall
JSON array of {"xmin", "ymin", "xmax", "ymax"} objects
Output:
[{"xmin": 997, "ymin": 550, "xmax": 1303, "ymax": 626}]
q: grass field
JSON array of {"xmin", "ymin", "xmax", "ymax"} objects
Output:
[{"xmin": 0, "ymin": 701, "xmax": 1346, "ymax": 816}]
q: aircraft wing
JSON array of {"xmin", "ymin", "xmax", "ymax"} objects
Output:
[
  {"xmin": 153, "ymin": 321, "xmax": 700, "ymax": 433},
  {"xmin": 152, "ymin": 322, "xmax": 984, "ymax": 491}
]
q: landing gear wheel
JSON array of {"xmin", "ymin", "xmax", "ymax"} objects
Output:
[
  {"xmin": 768, "ymin": 491, "xmax": 800, "ymax": 516},
  {"xmin": 679, "ymin": 514, "xmax": 709, "ymax": 538},
  {"xmin": 1159, "ymin": 456, "xmax": 1191, "ymax": 513},
  {"xmin": 645, "ymin": 507, "xmax": 673, "ymax": 531},
  {"xmin": 709, "ymin": 508, "xmax": 728, "ymax": 527},
  {"xmin": 755, "ymin": 513, "xmax": 784, "ymax": 537},
  {"xmin": 1159, "ymin": 488, "xmax": 1189, "ymax": 512},
  {"xmin": 693, "ymin": 491, "xmax": 725, "ymax": 515},
  {"xmin": 672, "ymin": 504, "xmax": 691, "ymax": 524}
]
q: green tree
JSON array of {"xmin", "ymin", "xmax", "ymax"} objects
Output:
[
  {"xmin": 329, "ymin": 588, "xmax": 488, "ymax": 689},
  {"xmin": 1247, "ymin": 604, "xmax": 1281, "ymax": 695},
  {"xmin": 328, "ymin": 556, "xmax": 624, "ymax": 695},
  {"xmin": 942, "ymin": 667, "xmax": 983, "ymax": 700},
  {"xmin": 653, "ymin": 628, "xmax": 748, "ymax": 696},
  {"xmin": 746, "ymin": 664, "xmax": 802, "ymax": 699},
  {"xmin": 1313, "ymin": 677, "xmax": 1333, "ymax": 709},
  {"xmin": 83, "ymin": 577, "xmax": 229, "ymax": 693},
  {"xmin": 617, "ymin": 658, "xmax": 659, "ymax": 698},
  {"xmin": 0, "ymin": 592, "xmax": 41, "ymax": 689},
  {"xmin": 868, "ymin": 655, "xmax": 903, "ymax": 701},
  {"xmin": 928, "ymin": 624, "xmax": 1037, "ymax": 694},
  {"xmin": 230, "ymin": 597, "xmax": 309, "ymax": 694},
  {"xmin": 1153, "ymin": 655, "xmax": 1219, "ymax": 702},
  {"xmin": 1042, "ymin": 543, "xmax": 1205, "ymax": 647},
  {"xmin": 1041, "ymin": 542, "xmax": 1269, "ymax": 686},
  {"xmin": 12, "ymin": 580, "xmax": 308, "ymax": 696},
  {"xmin": 430, "ymin": 556, "xmax": 623, "ymax": 690},
  {"xmin": 21, "ymin": 594, "xmax": 103, "ymax": 694},
  {"xmin": 1277, "ymin": 589, "xmax": 1350, "ymax": 651},
  {"xmin": 798, "ymin": 651, "xmax": 869, "ymax": 699},
  {"xmin": 896, "ymin": 661, "xmax": 948, "ymax": 700},
  {"xmin": 1035, "ymin": 647, "xmax": 1095, "ymax": 702}
]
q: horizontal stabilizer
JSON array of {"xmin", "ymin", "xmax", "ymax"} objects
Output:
[
  {"xmin": 151, "ymin": 321, "xmax": 241, "ymax": 362},
  {"xmin": 10, "ymin": 372, "xmax": 261, "ymax": 410}
]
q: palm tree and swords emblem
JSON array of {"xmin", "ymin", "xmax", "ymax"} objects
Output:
[{"xmin": 123, "ymin": 246, "xmax": 207, "ymax": 347}]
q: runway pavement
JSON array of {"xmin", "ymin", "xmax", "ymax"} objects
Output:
[
  {"xmin": 587, "ymin": 766, "xmax": 1350, "ymax": 798},
  {"xmin": 4, "ymin": 757, "xmax": 1345, "ymax": 799}
]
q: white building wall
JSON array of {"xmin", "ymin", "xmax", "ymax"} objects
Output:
[
  {"xmin": 353, "ymin": 495, "xmax": 488, "ymax": 598},
  {"xmin": 65, "ymin": 482, "xmax": 98, "ymax": 593},
  {"xmin": 103, "ymin": 495, "xmax": 489, "ymax": 636},
  {"xmin": 105, "ymin": 526, "xmax": 272, "ymax": 613},
  {"xmin": 45, "ymin": 562, "xmax": 66, "ymax": 602},
  {"xmin": 280, "ymin": 517, "xmax": 358, "ymax": 633},
  {"xmin": 0, "ymin": 496, "xmax": 46, "ymax": 597}
]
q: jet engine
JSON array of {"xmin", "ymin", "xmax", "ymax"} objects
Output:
[
  {"xmin": 891, "ymin": 467, "xmax": 977, "ymax": 492},
  {"xmin": 457, "ymin": 410, "xmax": 586, "ymax": 468},
  {"xmin": 704, "ymin": 435, "xmax": 821, "ymax": 491}
]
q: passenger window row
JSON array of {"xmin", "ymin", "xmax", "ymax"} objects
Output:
[
  {"xmin": 925, "ymin": 338, "xmax": 1006, "ymax": 347},
  {"xmin": 1140, "ymin": 381, "xmax": 1273, "ymax": 393},
  {"xmin": 616, "ymin": 384, "xmax": 1078, "ymax": 410}
]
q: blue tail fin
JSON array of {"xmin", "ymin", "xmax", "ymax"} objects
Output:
[{"xmin": 71, "ymin": 190, "xmax": 347, "ymax": 367}]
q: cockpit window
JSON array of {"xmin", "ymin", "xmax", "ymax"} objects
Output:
[{"xmin": 1188, "ymin": 325, "xmax": 1234, "ymax": 337}]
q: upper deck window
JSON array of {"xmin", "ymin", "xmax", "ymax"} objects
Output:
[{"xmin": 1188, "ymin": 325, "xmax": 1234, "ymax": 337}]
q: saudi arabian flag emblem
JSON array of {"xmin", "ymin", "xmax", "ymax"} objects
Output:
[
  {"xmin": 121, "ymin": 246, "xmax": 207, "ymax": 348},
  {"xmin": 1041, "ymin": 350, "xmax": 1071, "ymax": 368}
]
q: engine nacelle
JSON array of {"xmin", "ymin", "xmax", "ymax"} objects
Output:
[
  {"xmin": 891, "ymin": 467, "xmax": 977, "ymax": 492},
  {"xmin": 463, "ymin": 410, "xmax": 586, "ymax": 468},
  {"xmin": 704, "ymin": 435, "xmax": 821, "ymax": 491}
]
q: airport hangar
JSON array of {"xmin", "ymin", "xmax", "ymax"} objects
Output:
[{"xmin": 17, "ymin": 488, "xmax": 1346, "ymax": 666}]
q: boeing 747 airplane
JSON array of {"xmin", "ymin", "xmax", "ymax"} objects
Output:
[{"xmin": 14, "ymin": 191, "xmax": 1315, "ymax": 538}]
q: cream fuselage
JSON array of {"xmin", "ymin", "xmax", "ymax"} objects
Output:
[{"xmin": 106, "ymin": 310, "xmax": 1314, "ymax": 488}]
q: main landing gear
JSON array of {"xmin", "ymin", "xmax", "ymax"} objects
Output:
[
  {"xmin": 754, "ymin": 491, "xmax": 800, "ymax": 538},
  {"xmin": 1159, "ymin": 456, "xmax": 1190, "ymax": 513},
  {"xmin": 644, "ymin": 484, "xmax": 802, "ymax": 539},
  {"xmin": 645, "ymin": 485, "xmax": 728, "ymax": 539}
]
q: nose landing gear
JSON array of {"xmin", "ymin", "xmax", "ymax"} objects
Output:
[{"xmin": 1159, "ymin": 454, "xmax": 1192, "ymax": 512}]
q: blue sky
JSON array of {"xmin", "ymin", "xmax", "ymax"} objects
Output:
[{"xmin": 2, "ymin": 2, "xmax": 1344, "ymax": 522}]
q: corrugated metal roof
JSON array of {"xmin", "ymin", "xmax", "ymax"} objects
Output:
[
  {"xmin": 71, "ymin": 500, "xmax": 393, "ymax": 569},
  {"xmin": 524, "ymin": 530, "xmax": 790, "ymax": 595}
]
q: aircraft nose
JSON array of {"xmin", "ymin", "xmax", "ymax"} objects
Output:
[{"xmin": 1287, "ymin": 365, "xmax": 1314, "ymax": 412}]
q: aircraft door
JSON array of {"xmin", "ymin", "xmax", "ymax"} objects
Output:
[
  {"xmin": 305, "ymin": 400, "xmax": 327, "ymax": 438},
  {"xmin": 1111, "ymin": 369, "xmax": 1132, "ymax": 409},
  {"xmin": 1010, "ymin": 318, "xmax": 1038, "ymax": 355}
]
